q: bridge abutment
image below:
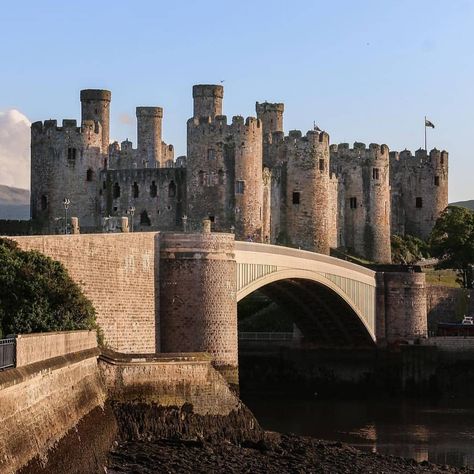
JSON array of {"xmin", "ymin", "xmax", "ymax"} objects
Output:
[
  {"xmin": 159, "ymin": 232, "xmax": 239, "ymax": 385},
  {"xmin": 376, "ymin": 269, "xmax": 428, "ymax": 344}
]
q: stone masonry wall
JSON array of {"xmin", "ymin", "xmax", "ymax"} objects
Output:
[
  {"xmin": 0, "ymin": 349, "xmax": 106, "ymax": 474},
  {"xmin": 13, "ymin": 233, "xmax": 159, "ymax": 353}
]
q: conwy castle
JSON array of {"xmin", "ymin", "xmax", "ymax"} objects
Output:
[{"xmin": 30, "ymin": 85, "xmax": 448, "ymax": 263}]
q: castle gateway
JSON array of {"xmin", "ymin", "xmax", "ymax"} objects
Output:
[{"xmin": 30, "ymin": 85, "xmax": 448, "ymax": 263}]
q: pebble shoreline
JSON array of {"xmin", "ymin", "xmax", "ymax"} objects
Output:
[{"xmin": 107, "ymin": 432, "xmax": 473, "ymax": 474}]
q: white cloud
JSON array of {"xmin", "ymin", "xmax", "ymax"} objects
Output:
[{"xmin": 0, "ymin": 109, "xmax": 31, "ymax": 189}]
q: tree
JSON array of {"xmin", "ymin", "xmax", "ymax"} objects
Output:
[
  {"xmin": 0, "ymin": 238, "xmax": 97, "ymax": 337},
  {"xmin": 391, "ymin": 234, "xmax": 431, "ymax": 264},
  {"xmin": 430, "ymin": 206, "xmax": 474, "ymax": 289}
]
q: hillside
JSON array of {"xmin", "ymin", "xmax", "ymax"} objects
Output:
[
  {"xmin": 0, "ymin": 184, "xmax": 30, "ymax": 220},
  {"xmin": 450, "ymin": 200, "xmax": 474, "ymax": 210}
]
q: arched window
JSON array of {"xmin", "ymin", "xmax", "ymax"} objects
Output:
[
  {"xmin": 168, "ymin": 180, "xmax": 176, "ymax": 198},
  {"xmin": 150, "ymin": 181, "xmax": 157, "ymax": 198},
  {"xmin": 132, "ymin": 182, "xmax": 139, "ymax": 198},
  {"xmin": 140, "ymin": 210, "xmax": 151, "ymax": 226},
  {"xmin": 40, "ymin": 195, "xmax": 48, "ymax": 211},
  {"xmin": 113, "ymin": 182, "xmax": 120, "ymax": 198},
  {"xmin": 86, "ymin": 168, "xmax": 94, "ymax": 182},
  {"xmin": 198, "ymin": 171, "xmax": 205, "ymax": 186}
]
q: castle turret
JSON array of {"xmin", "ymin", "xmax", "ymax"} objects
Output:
[
  {"xmin": 256, "ymin": 102, "xmax": 284, "ymax": 136},
  {"xmin": 286, "ymin": 130, "xmax": 331, "ymax": 254},
  {"xmin": 80, "ymin": 89, "xmax": 111, "ymax": 154},
  {"xmin": 136, "ymin": 106, "xmax": 163, "ymax": 167},
  {"xmin": 193, "ymin": 84, "xmax": 223, "ymax": 119},
  {"xmin": 232, "ymin": 116, "xmax": 264, "ymax": 241}
]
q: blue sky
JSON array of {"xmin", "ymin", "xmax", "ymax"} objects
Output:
[{"xmin": 0, "ymin": 0, "xmax": 472, "ymax": 201}]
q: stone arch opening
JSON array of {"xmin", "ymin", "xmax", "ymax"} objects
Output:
[
  {"xmin": 168, "ymin": 180, "xmax": 176, "ymax": 198},
  {"xmin": 238, "ymin": 278, "xmax": 375, "ymax": 348}
]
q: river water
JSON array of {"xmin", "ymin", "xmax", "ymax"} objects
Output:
[{"xmin": 242, "ymin": 395, "xmax": 474, "ymax": 469}]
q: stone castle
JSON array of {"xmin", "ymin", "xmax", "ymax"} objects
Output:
[{"xmin": 30, "ymin": 85, "xmax": 449, "ymax": 263}]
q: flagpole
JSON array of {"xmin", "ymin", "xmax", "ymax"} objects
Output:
[{"xmin": 424, "ymin": 115, "xmax": 427, "ymax": 151}]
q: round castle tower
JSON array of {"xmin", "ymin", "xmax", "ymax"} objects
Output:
[
  {"xmin": 186, "ymin": 85, "xmax": 264, "ymax": 240},
  {"xmin": 136, "ymin": 106, "xmax": 163, "ymax": 167},
  {"xmin": 285, "ymin": 130, "xmax": 331, "ymax": 254},
  {"xmin": 394, "ymin": 148, "xmax": 449, "ymax": 239},
  {"xmin": 330, "ymin": 143, "xmax": 391, "ymax": 263},
  {"xmin": 80, "ymin": 89, "xmax": 111, "ymax": 154},
  {"xmin": 193, "ymin": 84, "xmax": 223, "ymax": 119}
]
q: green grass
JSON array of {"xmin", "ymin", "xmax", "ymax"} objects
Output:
[{"xmin": 424, "ymin": 268, "xmax": 461, "ymax": 288}]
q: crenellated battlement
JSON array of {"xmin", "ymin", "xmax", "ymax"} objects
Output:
[
  {"xmin": 285, "ymin": 130, "xmax": 330, "ymax": 148},
  {"xmin": 390, "ymin": 148, "xmax": 448, "ymax": 169},
  {"xmin": 31, "ymin": 118, "xmax": 101, "ymax": 138},
  {"xmin": 331, "ymin": 142, "xmax": 389, "ymax": 163}
]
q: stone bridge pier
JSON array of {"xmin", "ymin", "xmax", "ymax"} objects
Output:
[{"xmin": 159, "ymin": 230, "xmax": 239, "ymax": 385}]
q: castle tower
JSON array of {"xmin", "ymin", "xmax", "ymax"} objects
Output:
[
  {"xmin": 193, "ymin": 84, "xmax": 223, "ymax": 119},
  {"xmin": 80, "ymin": 89, "xmax": 111, "ymax": 154},
  {"xmin": 330, "ymin": 143, "xmax": 391, "ymax": 263},
  {"xmin": 366, "ymin": 144, "xmax": 391, "ymax": 263},
  {"xmin": 136, "ymin": 106, "xmax": 163, "ymax": 167},
  {"xmin": 256, "ymin": 102, "xmax": 284, "ymax": 136},
  {"xmin": 232, "ymin": 116, "xmax": 264, "ymax": 241},
  {"xmin": 285, "ymin": 130, "xmax": 331, "ymax": 254}
]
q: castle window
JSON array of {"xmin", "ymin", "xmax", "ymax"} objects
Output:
[
  {"xmin": 102, "ymin": 181, "xmax": 106, "ymax": 189},
  {"xmin": 132, "ymin": 182, "xmax": 139, "ymax": 198},
  {"xmin": 113, "ymin": 182, "xmax": 120, "ymax": 198},
  {"xmin": 168, "ymin": 181, "xmax": 176, "ymax": 197},
  {"xmin": 416, "ymin": 197, "xmax": 423, "ymax": 208},
  {"xmin": 208, "ymin": 149, "xmax": 216, "ymax": 160},
  {"xmin": 208, "ymin": 215, "xmax": 215, "ymax": 223},
  {"xmin": 67, "ymin": 147, "xmax": 77, "ymax": 163},
  {"xmin": 349, "ymin": 197, "xmax": 357, "ymax": 209},
  {"xmin": 150, "ymin": 181, "xmax": 157, "ymax": 198},
  {"xmin": 441, "ymin": 155, "xmax": 444, "ymax": 165},
  {"xmin": 86, "ymin": 168, "xmax": 94, "ymax": 182},
  {"xmin": 292, "ymin": 192, "xmax": 300, "ymax": 205},
  {"xmin": 198, "ymin": 171, "xmax": 205, "ymax": 186},
  {"xmin": 40, "ymin": 195, "xmax": 48, "ymax": 211},
  {"xmin": 140, "ymin": 210, "xmax": 151, "ymax": 226},
  {"xmin": 319, "ymin": 159, "xmax": 325, "ymax": 171},
  {"xmin": 236, "ymin": 180, "xmax": 245, "ymax": 194},
  {"xmin": 434, "ymin": 176, "xmax": 440, "ymax": 186},
  {"xmin": 218, "ymin": 169, "xmax": 225, "ymax": 185},
  {"xmin": 372, "ymin": 168, "xmax": 380, "ymax": 180}
]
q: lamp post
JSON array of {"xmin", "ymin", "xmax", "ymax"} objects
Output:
[
  {"xmin": 182, "ymin": 214, "xmax": 188, "ymax": 233},
  {"xmin": 62, "ymin": 198, "xmax": 70, "ymax": 235},
  {"xmin": 127, "ymin": 206, "xmax": 135, "ymax": 232}
]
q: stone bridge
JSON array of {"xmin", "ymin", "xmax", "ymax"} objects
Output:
[{"xmin": 13, "ymin": 231, "xmax": 428, "ymax": 385}]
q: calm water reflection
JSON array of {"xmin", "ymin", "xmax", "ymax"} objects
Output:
[{"xmin": 242, "ymin": 396, "xmax": 474, "ymax": 468}]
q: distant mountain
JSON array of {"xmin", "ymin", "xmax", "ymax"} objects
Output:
[
  {"xmin": 450, "ymin": 200, "xmax": 474, "ymax": 211},
  {"xmin": 0, "ymin": 184, "xmax": 30, "ymax": 220}
]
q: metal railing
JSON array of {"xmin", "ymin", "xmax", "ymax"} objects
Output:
[
  {"xmin": 239, "ymin": 332, "xmax": 294, "ymax": 341},
  {"xmin": 0, "ymin": 338, "xmax": 16, "ymax": 370}
]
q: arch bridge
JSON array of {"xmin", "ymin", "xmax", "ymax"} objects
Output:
[{"xmin": 235, "ymin": 242, "xmax": 377, "ymax": 346}]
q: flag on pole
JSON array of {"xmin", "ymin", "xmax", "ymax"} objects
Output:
[{"xmin": 425, "ymin": 119, "xmax": 435, "ymax": 128}]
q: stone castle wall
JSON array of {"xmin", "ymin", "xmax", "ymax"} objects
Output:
[
  {"xmin": 28, "ymin": 85, "xmax": 449, "ymax": 264},
  {"xmin": 13, "ymin": 233, "xmax": 159, "ymax": 353}
]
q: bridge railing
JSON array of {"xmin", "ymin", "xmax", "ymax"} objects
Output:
[
  {"xmin": 0, "ymin": 337, "xmax": 16, "ymax": 370},
  {"xmin": 239, "ymin": 332, "xmax": 295, "ymax": 341}
]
